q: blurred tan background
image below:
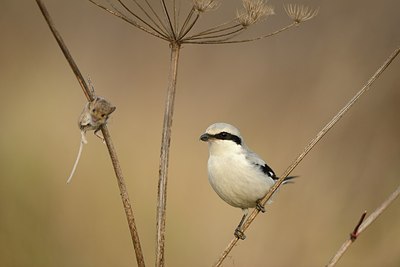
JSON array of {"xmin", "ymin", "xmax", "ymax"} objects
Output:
[{"xmin": 1, "ymin": 0, "xmax": 399, "ymax": 266}]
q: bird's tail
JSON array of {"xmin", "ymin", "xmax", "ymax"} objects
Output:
[{"xmin": 282, "ymin": 175, "xmax": 298, "ymax": 185}]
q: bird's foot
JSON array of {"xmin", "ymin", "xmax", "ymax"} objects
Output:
[
  {"xmin": 234, "ymin": 227, "xmax": 246, "ymax": 240},
  {"xmin": 256, "ymin": 200, "xmax": 266, "ymax": 213}
]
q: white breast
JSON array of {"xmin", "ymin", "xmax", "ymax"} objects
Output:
[{"xmin": 207, "ymin": 150, "xmax": 275, "ymax": 209}]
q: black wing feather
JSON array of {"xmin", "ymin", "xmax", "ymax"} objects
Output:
[{"xmin": 256, "ymin": 163, "xmax": 297, "ymax": 183}]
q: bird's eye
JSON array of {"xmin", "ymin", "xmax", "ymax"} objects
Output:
[{"xmin": 220, "ymin": 132, "xmax": 228, "ymax": 137}]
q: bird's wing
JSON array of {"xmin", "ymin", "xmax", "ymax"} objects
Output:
[{"xmin": 245, "ymin": 149, "xmax": 277, "ymax": 179}]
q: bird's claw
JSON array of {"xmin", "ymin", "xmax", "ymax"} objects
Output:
[
  {"xmin": 256, "ymin": 200, "xmax": 266, "ymax": 213},
  {"xmin": 234, "ymin": 227, "xmax": 246, "ymax": 240}
]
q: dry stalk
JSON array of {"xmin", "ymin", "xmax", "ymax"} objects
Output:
[
  {"xmin": 326, "ymin": 185, "xmax": 400, "ymax": 267},
  {"xmin": 213, "ymin": 47, "xmax": 400, "ymax": 267},
  {"xmin": 156, "ymin": 42, "xmax": 181, "ymax": 266},
  {"xmin": 35, "ymin": 1, "xmax": 145, "ymax": 266}
]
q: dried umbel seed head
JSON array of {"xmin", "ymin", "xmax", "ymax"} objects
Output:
[
  {"xmin": 284, "ymin": 4, "xmax": 319, "ymax": 23},
  {"xmin": 193, "ymin": 0, "xmax": 220, "ymax": 13},
  {"xmin": 237, "ymin": 0, "xmax": 274, "ymax": 27}
]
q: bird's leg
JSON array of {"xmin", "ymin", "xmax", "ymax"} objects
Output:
[
  {"xmin": 256, "ymin": 199, "xmax": 266, "ymax": 213},
  {"xmin": 234, "ymin": 209, "xmax": 248, "ymax": 240}
]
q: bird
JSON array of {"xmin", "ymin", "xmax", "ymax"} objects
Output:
[{"xmin": 200, "ymin": 122, "xmax": 295, "ymax": 240}]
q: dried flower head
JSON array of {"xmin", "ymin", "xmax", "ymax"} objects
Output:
[
  {"xmin": 193, "ymin": 0, "xmax": 220, "ymax": 13},
  {"xmin": 284, "ymin": 4, "xmax": 318, "ymax": 23},
  {"xmin": 237, "ymin": 0, "xmax": 274, "ymax": 27}
]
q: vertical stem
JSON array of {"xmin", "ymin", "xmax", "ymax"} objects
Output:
[{"xmin": 155, "ymin": 42, "xmax": 181, "ymax": 267}]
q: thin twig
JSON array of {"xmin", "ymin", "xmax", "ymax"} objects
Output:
[
  {"xmin": 187, "ymin": 18, "xmax": 238, "ymax": 39},
  {"xmin": 160, "ymin": 0, "xmax": 176, "ymax": 39},
  {"xmin": 155, "ymin": 42, "xmax": 181, "ymax": 267},
  {"xmin": 177, "ymin": 13, "xmax": 200, "ymax": 40},
  {"xmin": 89, "ymin": 0, "xmax": 169, "ymax": 41},
  {"xmin": 184, "ymin": 22, "xmax": 297, "ymax": 44},
  {"xmin": 35, "ymin": 1, "xmax": 146, "ymax": 266},
  {"xmin": 177, "ymin": 7, "xmax": 195, "ymax": 39},
  {"xmin": 213, "ymin": 47, "xmax": 400, "ymax": 267},
  {"xmin": 118, "ymin": 0, "xmax": 169, "ymax": 38},
  {"xmin": 143, "ymin": 0, "xmax": 170, "ymax": 36},
  {"xmin": 326, "ymin": 185, "xmax": 400, "ymax": 267},
  {"xmin": 36, "ymin": 0, "xmax": 93, "ymax": 101},
  {"xmin": 185, "ymin": 22, "xmax": 241, "ymax": 40},
  {"xmin": 188, "ymin": 26, "xmax": 244, "ymax": 41},
  {"xmin": 350, "ymin": 211, "xmax": 367, "ymax": 241}
]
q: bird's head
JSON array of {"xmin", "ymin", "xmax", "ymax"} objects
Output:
[{"xmin": 200, "ymin": 123, "xmax": 243, "ymax": 155}]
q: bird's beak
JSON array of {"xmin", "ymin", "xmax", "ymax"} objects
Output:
[{"xmin": 200, "ymin": 133, "xmax": 210, "ymax": 142}]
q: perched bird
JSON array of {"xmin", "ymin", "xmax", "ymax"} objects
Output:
[{"xmin": 200, "ymin": 122, "xmax": 294, "ymax": 240}]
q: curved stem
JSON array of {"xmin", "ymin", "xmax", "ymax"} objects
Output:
[{"xmin": 155, "ymin": 42, "xmax": 181, "ymax": 267}]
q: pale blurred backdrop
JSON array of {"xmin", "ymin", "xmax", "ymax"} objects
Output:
[{"xmin": 1, "ymin": 0, "xmax": 399, "ymax": 266}]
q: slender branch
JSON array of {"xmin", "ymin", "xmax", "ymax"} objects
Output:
[
  {"xmin": 100, "ymin": 126, "xmax": 146, "ymax": 267},
  {"xmin": 326, "ymin": 185, "xmax": 400, "ymax": 267},
  {"xmin": 185, "ymin": 22, "xmax": 241, "ymax": 40},
  {"xmin": 350, "ymin": 211, "xmax": 367, "ymax": 241},
  {"xmin": 173, "ymin": 0, "xmax": 177, "ymax": 32},
  {"xmin": 177, "ymin": 13, "xmax": 200, "ymax": 41},
  {"xmin": 155, "ymin": 42, "xmax": 181, "ymax": 267},
  {"xmin": 36, "ymin": 0, "xmax": 93, "ymax": 101},
  {"xmin": 143, "ymin": 0, "xmax": 170, "ymax": 36},
  {"xmin": 177, "ymin": 7, "xmax": 196, "ymax": 39},
  {"xmin": 187, "ymin": 26, "xmax": 244, "ymax": 41},
  {"xmin": 160, "ymin": 0, "xmax": 176, "ymax": 39},
  {"xmin": 213, "ymin": 47, "xmax": 400, "ymax": 267},
  {"xmin": 35, "ymin": 1, "xmax": 146, "ymax": 266},
  {"xmin": 187, "ymin": 18, "xmax": 238, "ymax": 39},
  {"xmin": 89, "ymin": 0, "xmax": 169, "ymax": 41},
  {"xmin": 184, "ymin": 22, "xmax": 297, "ymax": 44},
  {"xmin": 118, "ymin": 0, "xmax": 169, "ymax": 38}
]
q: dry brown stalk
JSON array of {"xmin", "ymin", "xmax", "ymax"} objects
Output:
[
  {"xmin": 213, "ymin": 47, "xmax": 400, "ymax": 267},
  {"xmin": 35, "ymin": 1, "xmax": 145, "ymax": 266},
  {"xmin": 155, "ymin": 42, "xmax": 181, "ymax": 266},
  {"xmin": 326, "ymin": 185, "xmax": 400, "ymax": 267}
]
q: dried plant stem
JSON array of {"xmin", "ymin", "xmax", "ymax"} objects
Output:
[
  {"xmin": 117, "ymin": 0, "xmax": 168, "ymax": 38},
  {"xmin": 326, "ymin": 185, "xmax": 400, "ymax": 267},
  {"xmin": 89, "ymin": 0, "xmax": 169, "ymax": 40},
  {"xmin": 36, "ymin": 0, "xmax": 93, "ymax": 101},
  {"xmin": 101, "ymin": 126, "xmax": 145, "ymax": 267},
  {"xmin": 184, "ymin": 22, "xmax": 297, "ymax": 44},
  {"xmin": 156, "ymin": 42, "xmax": 181, "ymax": 267},
  {"xmin": 213, "ymin": 47, "xmax": 400, "ymax": 267},
  {"xmin": 35, "ymin": 1, "xmax": 145, "ymax": 266}
]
